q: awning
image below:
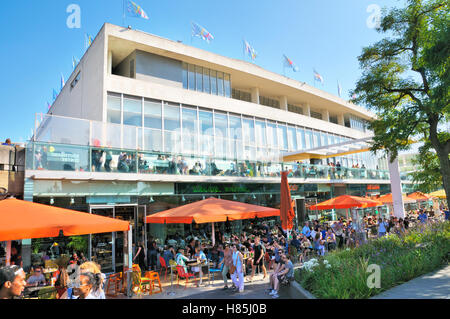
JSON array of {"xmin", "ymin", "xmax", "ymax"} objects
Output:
[
  {"xmin": 0, "ymin": 198, "xmax": 130, "ymax": 241},
  {"xmin": 377, "ymin": 193, "xmax": 416, "ymax": 204},
  {"xmin": 309, "ymin": 195, "xmax": 383, "ymax": 210},
  {"xmin": 146, "ymin": 197, "xmax": 280, "ymax": 224},
  {"xmin": 428, "ymin": 189, "xmax": 446, "ymax": 199},
  {"xmin": 282, "ymin": 137, "xmax": 373, "ymax": 162},
  {"xmin": 407, "ymin": 191, "xmax": 434, "ymax": 202}
]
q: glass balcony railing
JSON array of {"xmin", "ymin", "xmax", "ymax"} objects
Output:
[{"xmin": 26, "ymin": 141, "xmax": 391, "ymax": 181}]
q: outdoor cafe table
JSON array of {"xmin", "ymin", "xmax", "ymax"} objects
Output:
[{"xmin": 187, "ymin": 259, "xmax": 211, "ymax": 286}]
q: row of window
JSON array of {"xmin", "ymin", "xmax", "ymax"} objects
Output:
[
  {"xmin": 182, "ymin": 62, "xmax": 231, "ymax": 98},
  {"xmin": 106, "ymin": 92, "xmax": 379, "ymax": 169}
]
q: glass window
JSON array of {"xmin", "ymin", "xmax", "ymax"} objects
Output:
[
  {"xmin": 224, "ymin": 74, "xmax": 231, "ymax": 98},
  {"xmin": 313, "ymin": 131, "xmax": 321, "ymax": 148},
  {"xmin": 214, "ymin": 112, "xmax": 228, "ymax": 139},
  {"xmin": 199, "ymin": 110, "xmax": 213, "ymax": 135},
  {"xmin": 195, "ymin": 66, "xmax": 203, "ymax": 92},
  {"xmin": 107, "ymin": 93, "xmax": 121, "ymax": 124},
  {"xmin": 277, "ymin": 124, "xmax": 288, "ymax": 150},
  {"xmin": 188, "ymin": 64, "xmax": 195, "ymax": 90},
  {"xmin": 203, "ymin": 68, "xmax": 210, "ymax": 94},
  {"xmin": 182, "ymin": 63, "xmax": 188, "ymax": 89},
  {"xmin": 182, "ymin": 106, "xmax": 198, "ymax": 154},
  {"xmin": 229, "ymin": 115, "xmax": 242, "ymax": 140},
  {"xmin": 123, "ymin": 95, "xmax": 142, "ymax": 126},
  {"xmin": 210, "ymin": 70, "xmax": 217, "ymax": 95},
  {"xmin": 288, "ymin": 126, "xmax": 297, "ymax": 150},
  {"xmin": 297, "ymin": 127, "xmax": 306, "ymax": 150},
  {"xmin": 242, "ymin": 117, "xmax": 255, "ymax": 145},
  {"xmin": 267, "ymin": 121, "xmax": 278, "ymax": 148},
  {"xmin": 321, "ymin": 132, "xmax": 327, "ymax": 146},
  {"xmin": 255, "ymin": 120, "xmax": 266, "ymax": 147},
  {"xmin": 217, "ymin": 72, "xmax": 224, "ymax": 96},
  {"xmin": 328, "ymin": 134, "xmax": 335, "ymax": 146},
  {"xmin": 144, "ymin": 99, "xmax": 162, "ymax": 129},
  {"xmin": 305, "ymin": 129, "xmax": 313, "ymax": 149},
  {"xmin": 164, "ymin": 102, "xmax": 180, "ymax": 131},
  {"xmin": 144, "ymin": 128, "xmax": 162, "ymax": 152}
]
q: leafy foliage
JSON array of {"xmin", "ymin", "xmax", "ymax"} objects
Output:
[
  {"xmin": 352, "ymin": 0, "xmax": 450, "ymax": 206},
  {"xmin": 296, "ymin": 221, "xmax": 450, "ymax": 299}
]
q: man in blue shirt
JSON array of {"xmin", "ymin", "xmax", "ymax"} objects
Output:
[
  {"xmin": 444, "ymin": 210, "xmax": 450, "ymax": 221},
  {"xmin": 302, "ymin": 222, "xmax": 311, "ymax": 239},
  {"xmin": 418, "ymin": 211, "xmax": 428, "ymax": 224},
  {"xmin": 378, "ymin": 218, "xmax": 387, "ymax": 237}
]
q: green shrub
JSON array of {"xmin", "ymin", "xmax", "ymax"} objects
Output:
[{"xmin": 296, "ymin": 221, "xmax": 450, "ymax": 299}]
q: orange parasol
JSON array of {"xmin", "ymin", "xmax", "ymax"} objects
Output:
[
  {"xmin": 378, "ymin": 193, "xmax": 416, "ymax": 204},
  {"xmin": 0, "ymin": 198, "xmax": 130, "ymax": 242},
  {"xmin": 309, "ymin": 195, "xmax": 383, "ymax": 210},
  {"xmin": 146, "ymin": 197, "xmax": 279, "ymax": 224},
  {"xmin": 407, "ymin": 191, "xmax": 434, "ymax": 202},
  {"xmin": 280, "ymin": 171, "xmax": 295, "ymax": 231}
]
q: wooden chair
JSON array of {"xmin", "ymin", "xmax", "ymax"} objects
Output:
[
  {"xmin": 146, "ymin": 271, "xmax": 163, "ymax": 295},
  {"xmin": 105, "ymin": 273, "xmax": 121, "ymax": 297},
  {"xmin": 176, "ymin": 265, "xmax": 196, "ymax": 289},
  {"xmin": 130, "ymin": 270, "xmax": 152, "ymax": 296}
]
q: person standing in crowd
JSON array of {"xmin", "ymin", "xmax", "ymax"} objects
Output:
[
  {"xmin": 162, "ymin": 246, "xmax": 175, "ymax": 266},
  {"xmin": 192, "ymin": 246, "xmax": 207, "ymax": 287},
  {"xmin": 10, "ymin": 245, "xmax": 22, "ymax": 267},
  {"xmin": 325, "ymin": 228, "xmax": 336, "ymax": 251},
  {"xmin": 219, "ymin": 244, "xmax": 233, "ymax": 290},
  {"xmin": 302, "ymin": 222, "xmax": 311, "ymax": 239},
  {"xmin": 230, "ymin": 244, "xmax": 245, "ymax": 293},
  {"xmin": 0, "ymin": 265, "xmax": 26, "ymax": 299},
  {"xmin": 378, "ymin": 218, "xmax": 388, "ymax": 237},
  {"xmin": 147, "ymin": 241, "xmax": 158, "ymax": 272},
  {"xmin": 133, "ymin": 241, "xmax": 147, "ymax": 274},
  {"xmin": 247, "ymin": 236, "xmax": 267, "ymax": 282}
]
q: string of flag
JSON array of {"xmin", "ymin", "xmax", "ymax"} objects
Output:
[{"xmin": 47, "ymin": 0, "xmax": 351, "ymax": 112}]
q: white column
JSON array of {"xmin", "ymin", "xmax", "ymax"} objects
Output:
[
  {"xmin": 251, "ymin": 87, "xmax": 260, "ymax": 104},
  {"xmin": 211, "ymin": 223, "xmax": 215, "ymax": 246},
  {"xmin": 322, "ymin": 109, "xmax": 330, "ymax": 122},
  {"xmin": 108, "ymin": 51, "xmax": 113, "ymax": 75},
  {"xmin": 280, "ymin": 96, "xmax": 288, "ymax": 111},
  {"xmin": 338, "ymin": 114, "xmax": 345, "ymax": 126},
  {"xmin": 305, "ymin": 104, "xmax": 311, "ymax": 117},
  {"xmin": 388, "ymin": 154, "xmax": 405, "ymax": 218}
]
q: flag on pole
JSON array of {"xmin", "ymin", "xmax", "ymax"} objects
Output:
[
  {"xmin": 337, "ymin": 81, "xmax": 342, "ymax": 97},
  {"xmin": 52, "ymin": 89, "xmax": 58, "ymax": 101},
  {"xmin": 72, "ymin": 56, "xmax": 78, "ymax": 70},
  {"xmin": 47, "ymin": 102, "xmax": 51, "ymax": 110},
  {"xmin": 283, "ymin": 55, "xmax": 299, "ymax": 72},
  {"xmin": 244, "ymin": 40, "xmax": 257, "ymax": 61},
  {"xmin": 60, "ymin": 74, "xmax": 65, "ymax": 91},
  {"xmin": 126, "ymin": 0, "xmax": 149, "ymax": 19},
  {"xmin": 313, "ymin": 69, "xmax": 324, "ymax": 84},
  {"xmin": 85, "ymin": 34, "xmax": 93, "ymax": 50},
  {"xmin": 191, "ymin": 22, "xmax": 214, "ymax": 43}
]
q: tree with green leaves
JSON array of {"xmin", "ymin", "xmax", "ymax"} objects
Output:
[{"xmin": 353, "ymin": 0, "xmax": 449, "ymax": 208}]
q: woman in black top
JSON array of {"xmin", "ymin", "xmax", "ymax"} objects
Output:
[{"xmin": 133, "ymin": 242, "xmax": 146, "ymax": 274}]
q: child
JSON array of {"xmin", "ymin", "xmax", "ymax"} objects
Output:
[{"xmin": 318, "ymin": 240, "xmax": 325, "ymax": 256}]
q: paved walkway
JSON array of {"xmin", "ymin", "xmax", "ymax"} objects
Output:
[
  {"xmin": 372, "ymin": 265, "xmax": 450, "ymax": 299},
  {"xmin": 111, "ymin": 269, "xmax": 306, "ymax": 300}
]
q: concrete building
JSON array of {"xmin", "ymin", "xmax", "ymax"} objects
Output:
[{"xmin": 25, "ymin": 23, "xmax": 404, "ymax": 272}]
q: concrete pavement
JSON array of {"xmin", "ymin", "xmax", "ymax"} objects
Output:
[{"xmin": 372, "ymin": 264, "xmax": 450, "ymax": 299}]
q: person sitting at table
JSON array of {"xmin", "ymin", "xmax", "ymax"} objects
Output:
[
  {"xmin": 26, "ymin": 267, "xmax": 46, "ymax": 287},
  {"xmin": 175, "ymin": 249, "xmax": 190, "ymax": 273},
  {"xmin": 162, "ymin": 246, "xmax": 175, "ymax": 267},
  {"xmin": 325, "ymin": 228, "xmax": 336, "ymax": 251},
  {"xmin": 191, "ymin": 246, "xmax": 207, "ymax": 287}
]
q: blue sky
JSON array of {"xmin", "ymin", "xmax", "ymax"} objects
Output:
[{"xmin": 0, "ymin": 0, "xmax": 403, "ymax": 144}]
